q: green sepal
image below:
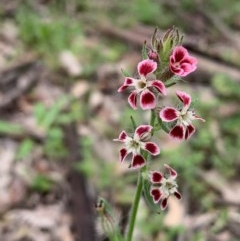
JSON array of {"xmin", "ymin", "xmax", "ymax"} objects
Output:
[
  {"xmin": 96, "ymin": 197, "xmax": 114, "ymax": 216},
  {"xmin": 189, "ymin": 98, "xmax": 200, "ymax": 109},
  {"xmin": 121, "ymin": 68, "xmax": 131, "ymax": 77},
  {"xmin": 158, "ymin": 26, "xmax": 184, "ymax": 69},
  {"xmin": 162, "ymin": 38, "xmax": 172, "ymax": 59},
  {"xmin": 165, "ymin": 75, "xmax": 182, "ymax": 87},
  {"xmin": 130, "ymin": 115, "xmax": 137, "ymax": 130},
  {"xmin": 157, "ymin": 117, "xmax": 170, "ymax": 134},
  {"xmin": 151, "ymin": 27, "xmax": 158, "ymax": 49},
  {"xmin": 142, "ymin": 40, "xmax": 148, "ymax": 59},
  {"xmin": 153, "ymin": 120, "xmax": 162, "ymax": 133},
  {"xmin": 142, "ymin": 176, "xmax": 162, "ymax": 214}
]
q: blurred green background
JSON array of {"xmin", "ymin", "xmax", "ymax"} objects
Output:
[{"xmin": 0, "ymin": 0, "xmax": 240, "ymax": 241}]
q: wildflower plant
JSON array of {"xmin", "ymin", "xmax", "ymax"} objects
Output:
[{"xmin": 96, "ymin": 26, "xmax": 204, "ymax": 241}]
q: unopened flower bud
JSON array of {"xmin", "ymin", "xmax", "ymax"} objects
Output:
[
  {"xmin": 148, "ymin": 50, "xmax": 159, "ymax": 63},
  {"xmin": 95, "ymin": 198, "xmax": 121, "ymax": 239}
]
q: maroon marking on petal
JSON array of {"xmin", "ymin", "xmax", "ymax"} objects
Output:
[
  {"xmin": 124, "ymin": 77, "xmax": 134, "ymax": 85},
  {"xmin": 172, "ymin": 46, "xmax": 189, "ymax": 62},
  {"xmin": 135, "ymin": 125, "xmax": 152, "ymax": 139},
  {"xmin": 160, "ymin": 198, "xmax": 168, "ymax": 210},
  {"xmin": 119, "ymin": 148, "xmax": 128, "ymax": 162},
  {"xmin": 164, "ymin": 164, "xmax": 177, "ymax": 179},
  {"xmin": 169, "ymin": 125, "xmax": 184, "ymax": 140},
  {"xmin": 144, "ymin": 142, "xmax": 160, "ymax": 156},
  {"xmin": 170, "ymin": 64, "xmax": 184, "ymax": 76},
  {"xmin": 137, "ymin": 59, "xmax": 157, "ymax": 77},
  {"xmin": 174, "ymin": 191, "xmax": 182, "ymax": 200},
  {"xmin": 150, "ymin": 171, "xmax": 163, "ymax": 184},
  {"xmin": 128, "ymin": 91, "xmax": 138, "ymax": 110},
  {"xmin": 149, "ymin": 80, "xmax": 166, "ymax": 95},
  {"xmin": 160, "ymin": 107, "xmax": 179, "ymax": 122},
  {"xmin": 150, "ymin": 188, "xmax": 162, "ymax": 203},
  {"xmin": 176, "ymin": 91, "xmax": 191, "ymax": 109},
  {"xmin": 131, "ymin": 154, "xmax": 146, "ymax": 169},
  {"xmin": 118, "ymin": 85, "xmax": 128, "ymax": 92},
  {"xmin": 140, "ymin": 90, "xmax": 156, "ymax": 110},
  {"xmin": 185, "ymin": 124, "xmax": 195, "ymax": 140},
  {"xmin": 170, "ymin": 55, "xmax": 176, "ymax": 64},
  {"xmin": 118, "ymin": 131, "xmax": 128, "ymax": 141}
]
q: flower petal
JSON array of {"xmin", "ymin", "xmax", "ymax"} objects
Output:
[
  {"xmin": 171, "ymin": 46, "xmax": 189, "ymax": 62},
  {"xmin": 118, "ymin": 85, "xmax": 128, "ymax": 92},
  {"xmin": 143, "ymin": 142, "xmax": 160, "ymax": 156},
  {"xmin": 176, "ymin": 91, "xmax": 191, "ymax": 109},
  {"xmin": 193, "ymin": 114, "xmax": 205, "ymax": 122},
  {"xmin": 174, "ymin": 191, "xmax": 182, "ymax": 200},
  {"xmin": 150, "ymin": 171, "xmax": 163, "ymax": 184},
  {"xmin": 169, "ymin": 125, "xmax": 185, "ymax": 140},
  {"xmin": 180, "ymin": 63, "xmax": 197, "ymax": 76},
  {"xmin": 137, "ymin": 59, "xmax": 157, "ymax": 77},
  {"xmin": 119, "ymin": 148, "xmax": 129, "ymax": 162},
  {"xmin": 134, "ymin": 125, "xmax": 152, "ymax": 139},
  {"xmin": 131, "ymin": 154, "xmax": 146, "ymax": 169},
  {"xmin": 148, "ymin": 80, "xmax": 166, "ymax": 95},
  {"xmin": 117, "ymin": 77, "xmax": 135, "ymax": 92},
  {"xmin": 124, "ymin": 77, "xmax": 135, "ymax": 85},
  {"xmin": 128, "ymin": 91, "xmax": 138, "ymax": 110},
  {"xmin": 187, "ymin": 56, "xmax": 197, "ymax": 66},
  {"xmin": 170, "ymin": 64, "xmax": 184, "ymax": 76},
  {"xmin": 160, "ymin": 107, "xmax": 179, "ymax": 122},
  {"xmin": 160, "ymin": 198, "xmax": 168, "ymax": 210},
  {"xmin": 150, "ymin": 188, "xmax": 162, "ymax": 203},
  {"xmin": 140, "ymin": 89, "xmax": 156, "ymax": 110},
  {"xmin": 113, "ymin": 130, "xmax": 128, "ymax": 142},
  {"xmin": 164, "ymin": 164, "xmax": 177, "ymax": 179},
  {"xmin": 170, "ymin": 47, "xmax": 197, "ymax": 76},
  {"xmin": 185, "ymin": 124, "xmax": 195, "ymax": 140}
]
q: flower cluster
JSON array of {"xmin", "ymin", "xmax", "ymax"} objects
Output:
[
  {"xmin": 114, "ymin": 125, "xmax": 160, "ymax": 169},
  {"xmin": 160, "ymin": 91, "xmax": 205, "ymax": 140},
  {"xmin": 114, "ymin": 27, "xmax": 204, "ymax": 211},
  {"xmin": 118, "ymin": 59, "xmax": 166, "ymax": 110},
  {"xmin": 150, "ymin": 164, "xmax": 181, "ymax": 210}
]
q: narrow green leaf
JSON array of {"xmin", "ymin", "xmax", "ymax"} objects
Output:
[
  {"xmin": 33, "ymin": 103, "xmax": 47, "ymax": 124},
  {"xmin": 130, "ymin": 115, "xmax": 137, "ymax": 130},
  {"xmin": 40, "ymin": 96, "xmax": 71, "ymax": 130},
  {"xmin": 165, "ymin": 82, "xmax": 176, "ymax": 88},
  {"xmin": 31, "ymin": 174, "xmax": 53, "ymax": 193},
  {"xmin": 16, "ymin": 139, "xmax": 35, "ymax": 159},
  {"xmin": 121, "ymin": 68, "xmax": 131, "ymax": 77},
  {"xmin": 0, "ymin": 121, "xmax": 24, "ymax": 135}
]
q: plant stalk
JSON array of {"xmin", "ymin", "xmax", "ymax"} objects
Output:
[
  {"xmin": 126, "ymin": 170, "xmax": 143, "ymax": 241},
  {"xmin": 126, "ymin": 110, "xmax": 156, "ymax": 241}
]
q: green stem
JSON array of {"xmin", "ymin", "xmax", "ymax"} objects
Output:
[
  {"xmin": 126, "ymin": 110, "xmax": 156, "ymax": 241},
  {"xmin": 150, "ymin": 109, "xmax": 156, "ymax": 129},
  {"xmin": 126, "ymin": 170, "xmax": 143, "ymax": 241}
]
